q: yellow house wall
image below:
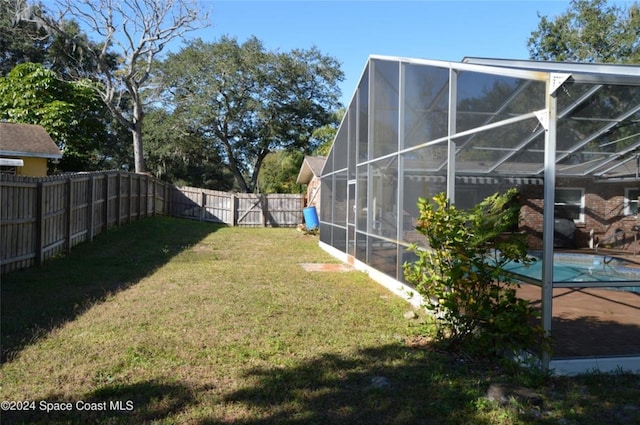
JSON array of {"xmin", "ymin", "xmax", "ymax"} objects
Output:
[{"xmin": 17, "ymin": 157, "xmax": 48, "ymax": 177}]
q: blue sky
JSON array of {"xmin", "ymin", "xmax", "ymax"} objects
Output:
[{"xmin": 187, "ymin": 0, "xmax": 579, "ymax": 106}]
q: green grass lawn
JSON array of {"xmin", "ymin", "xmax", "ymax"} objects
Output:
[{"xmin": 1, "ymin": 216, "xmax": 638, "ymax": 424}]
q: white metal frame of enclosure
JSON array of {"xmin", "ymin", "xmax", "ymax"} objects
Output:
[{"xmin": 320, "ymin": 55, "xmax": 640, "ymax": 374}]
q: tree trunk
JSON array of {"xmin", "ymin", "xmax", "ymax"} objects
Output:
[
  {"xmin": 250, "ymin": 150, "xmax": 269, "ymax": 193},
  {"xmin": 132, "ymin": 124, "xmax": 145, "ymax": 174},
  {"xmin": 130, "ymin": 91, "xmax": 146, "ymax": 174},
  {"xmin": 219, "ymin": 137, "xmax": 250, "ymax": 192}
]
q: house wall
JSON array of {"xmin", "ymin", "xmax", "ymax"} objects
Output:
[
  {"xmin": 305, "ymin": 176, "xmax": 321, "ymax": 211},
  {"xmin": 17, "ymin": 157, "xmax": 48, "ymax": 177},
  {"xmin": 520, "ymin": 179, "xmax": 639, "ymax": 253}
]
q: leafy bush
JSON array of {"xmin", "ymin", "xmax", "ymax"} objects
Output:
[{"xmin": 403, "ymin": 189, "xmax": 549, "ymax": 359}]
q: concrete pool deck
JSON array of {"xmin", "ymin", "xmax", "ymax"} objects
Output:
[
  {"xmin": 515, "ymin": 248, "xmax": 640, "ymax": 359},
  {"xmin": 517, "ymin": 284, "xmax": 640, "ymax": 359}
]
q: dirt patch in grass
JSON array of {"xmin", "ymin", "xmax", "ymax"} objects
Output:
[{"xmin": 299, "ymin": 263, "xmax": 354, "ymax": 272}]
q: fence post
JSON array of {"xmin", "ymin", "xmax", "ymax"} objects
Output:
[
  {"xmin": 66, "ymin": 177, "xmax": 73, "ymax": 254},
  {"xmin": 87, "ymin": 175, "xmax": 95, "ymax": 242},
  {"xmin": 261, "ymin": 194, "xmax": 267, "ymax": 227},
  {"xmin": 116, "ymin": 173, "xmax": 122, "ymax": 227},
  {"xmin": 129, "ymin": 174, "xmax": 134, "ymax": 223},
  {"xmin": 139, "ymin": 175, "xmax": 145, "ymax": 218},
  {"xmin": 35, "ymin": 181, "xmax": 45, "ymax": 265},
  {"xmin": 169, "ymin": 185, "xmax": 174, "ymax": 217},
  {"xmin": 142, "ymin": 175, "xmax": 146, "ymax": 217},
  {"xmin": 103, "ymin": 173, "xmax": 110, "ymax": 232},
  {"xmin": 231, "ymin": 192, "xmax": 237, "ymax": 226},
  {"xmin": 152, "ymin": 178, "xmax": 157, "ymax": 215},
  {"xmin": 166, "ymin": 183, "xmax": 171, "ymax": 216},
  {"xmin": 200, "ymin": 190, "xmax": 206, "ymax": 222}
]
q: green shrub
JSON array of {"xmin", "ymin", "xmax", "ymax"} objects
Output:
[{"xmin": 403, "ymin": 189, "xmax": 549, "ymax": 359}]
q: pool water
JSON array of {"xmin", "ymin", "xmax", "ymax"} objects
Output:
[{"xmin": 503, "ymin": 253, "xmax": 640, "ymax": 291}]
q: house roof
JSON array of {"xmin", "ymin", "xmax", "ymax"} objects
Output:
[
  {"xmin": 296, "ymin": 156, "xmax": 326, "ymax": 184},
  {"xmin": 0, "ymin": 122, "xmax": 63, "ymax": 159}
]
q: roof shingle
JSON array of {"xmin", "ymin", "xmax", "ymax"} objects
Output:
[{"xmin": 0, "ymin": 122, "xmax": 63, "ymax": 159}]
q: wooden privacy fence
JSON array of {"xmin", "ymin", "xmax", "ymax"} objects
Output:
[
  {"xmin": 1, "ymin": 173, "xmax": 305, "ymax": 273},
  {"xmin": 1, "ymin": 172, "xmax": 170, "ymax": 274},
  {"xmin": 171, "ymin": 186, "xmax": 304, "ymax": 227}
]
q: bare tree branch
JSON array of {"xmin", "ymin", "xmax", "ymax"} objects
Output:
[{"xmin": 11, "ymin": 0, "xmax": 209, "ymax": 173}]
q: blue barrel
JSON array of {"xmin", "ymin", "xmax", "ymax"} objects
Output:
[{"xmin": 303, "ymin": 206, "xmax": 319, "ymax": 230}]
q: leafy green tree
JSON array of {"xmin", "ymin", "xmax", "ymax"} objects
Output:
[
  {"xmin": 528, "ymin": 0, "xmax": 640, "ymax": 63},
  {"xmin": 99, "ymin": 117, "xmax": 134, "ymax": 172},
  {"xmin": 143, "ymin": 108, "xmax": 235, "ymax": 189},
  {"xmin": 404, "ymin": 189, "xmax": 549, "ymax": 359},
  {"xmin": 45, "ymin": 19, "xmax": 119, "ymax": 81},
  {"xmin": 155, "ymin": 36, "xmax": 343, "ymax": 192},
  {"xmin": 311, "ymin": 108, "xmax": 345, "ymax": 156},
  {"xmin": 0, "ymin": 1, "xmax": 48, "ymax": 75},
  {"xmin": 0, "ymin": 62, "xmax": 115, "ymax": 171},
  {"xmin": 12, "ymin": 0, "xmax": 209, "ymax": 173},
  {"xmin": 257, "ymin": 150, "xmax": 305, "ymax": 194},
  {"xmin": 1, "ymin": 1, "xmax": 114, "ymax": 79}
]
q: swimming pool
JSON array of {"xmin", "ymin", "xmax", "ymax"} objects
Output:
[{"xmin": 503, "ymin": 252, "xmax": 640, "ymax": 291}]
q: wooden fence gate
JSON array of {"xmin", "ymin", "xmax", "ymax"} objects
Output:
[{"xmin": 171, "ymin": 186, "xmax": 304, "ymax": 227}]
